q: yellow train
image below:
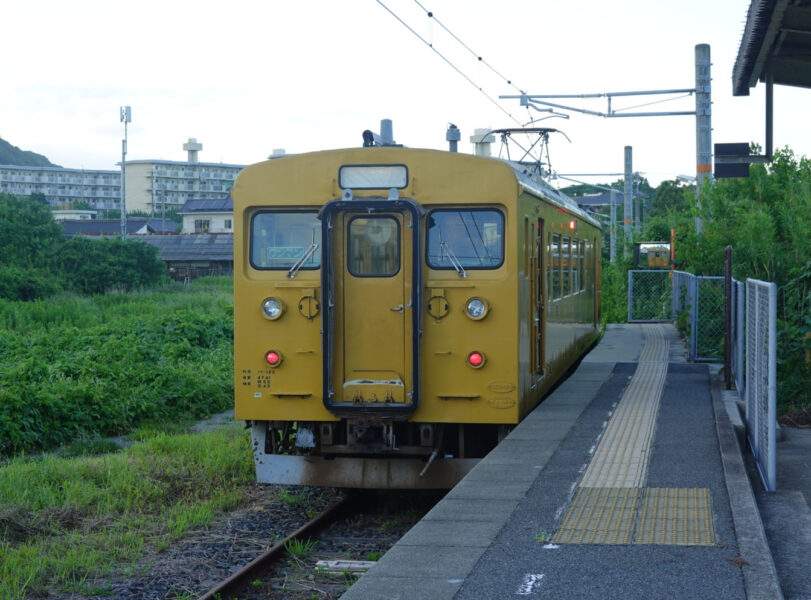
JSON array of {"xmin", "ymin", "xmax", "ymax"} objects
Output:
[
  {"xmin": 233, "ymin": 144, "xmax": 601, "ymax": 489},
  {"xmin": 635, "ymin": 242, "xmax": 672, "ymax": 269}
]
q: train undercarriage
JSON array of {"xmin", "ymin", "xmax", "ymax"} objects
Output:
[{"xmin": 250, "ymin": 419, "xmax": 512, "ymax": 489}]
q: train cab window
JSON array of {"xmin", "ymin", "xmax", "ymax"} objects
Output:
[
  {"xmin": 551, "ymin": 233, "xmax": 561, "ymax": 300},
  {"xmin": 426, "ymin": 209, "xmax": 503, "ymax": 270},
  {"xmin": 250, "ymin": 211, "xmax": 321, "ymax": 270},
  {"xmin": 347, "ymin": 216, "xmax": 399, "ymax": 276},
  {"xmin": 562, "ymin": 235, "xmax": 571, "ymax": 296}
]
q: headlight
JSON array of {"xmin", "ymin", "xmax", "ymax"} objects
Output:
[
  {"xmin": 465, "ymin": 297, "xmax": 489, "ymax": 320},
  {"xmin": 262, "ymin": 297, "xmax": 285, "ymax": 320}
]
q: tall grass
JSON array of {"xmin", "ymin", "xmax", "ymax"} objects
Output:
[
  {"xmin": 0, "ymin": 277, "xmax": 234, "ymax": 456},
  {"xmin": 0, "ymin": 424, "xmax": 253, "ymax": 599}
]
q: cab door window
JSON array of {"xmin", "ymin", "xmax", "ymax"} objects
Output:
[{"xmin": 348, "ymin": 216, "xmax": 399, "ymax": 276}]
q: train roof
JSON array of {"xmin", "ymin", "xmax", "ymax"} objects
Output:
[
  {"xmin": 236, "ymin": 147, "xmax": 601, "ymax": 229},
  {"xmin": 499, "ymin": 158, "xmax": 602, "ymax": 229}
]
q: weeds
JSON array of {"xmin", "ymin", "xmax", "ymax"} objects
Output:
[
  {"xmin": 0, "ymin": 424, "xmax": 253, "ymax": 598},
  {"xmin": 284, "ymin": 537, "xmax": 318, "ymax": 563}
]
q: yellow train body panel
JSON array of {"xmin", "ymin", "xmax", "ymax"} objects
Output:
[{"xmin": 232, "ymin": 146, "xmax": 601, "ymax": 488}]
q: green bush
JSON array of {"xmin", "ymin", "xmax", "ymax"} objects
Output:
[
  {"xmin": 57, "ymin": 237, "xmax": 167, "ymax": 295},
  {"xmin": 0, "ymin": 281, "xmax": 234, "ymax": 456},
  {"xmin": 0, "ymin": 265, "xmax": 62, "ymax": 301}
]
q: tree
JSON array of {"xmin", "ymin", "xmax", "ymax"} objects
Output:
[
  {"xmin": 57, "ymin": 237, "xmax": 166, "ymax": 295},
  {"xmin": 0, "ymin": 192, "xmax": 63, "ymax": 268}
]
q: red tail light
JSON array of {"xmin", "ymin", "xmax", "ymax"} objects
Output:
[
  {"xmin": 467, "ymin": 351, "xmax": 486, "ymax": 368},
  {"xmin": 265, "ymin": 350, "xmax": 283, "ymax": 367}
]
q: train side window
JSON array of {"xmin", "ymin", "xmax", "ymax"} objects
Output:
[
  {"xmin": 426, "ymin": 209, "xmax": 504, "ymax": 270},
  {"xmin": 562, "ymin": 235, "xmax": 570, "ymax": 296},
  {"xmin": 546, "ymin": 233, "xmax": 552, "ymax": 299},
  {"xmin": 551, "ymin": 233, "xmax": 561, "ymax": 300},
  {"xmin": 572, "ymin": 238, "xmax": 579, "ymax": 293},
  {"xmin": 347, "ymin": 216, "xmax": 399, "ymax": 277},
  {"xmin": 579, "ymin": 240, "xmax": 586, "ymax": 292},
  {"xmin": 250, "ymin": 211, "xmax": 321, "ymax": 270}
]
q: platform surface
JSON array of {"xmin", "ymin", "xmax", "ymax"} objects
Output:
[{"xmin": 341, "ymin": 324, "xmax": 794, "ymax": 600}]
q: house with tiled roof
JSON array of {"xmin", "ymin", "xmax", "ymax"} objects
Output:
[{"xmin": 178, "ymin": 196, "xmax": 233, "ymax": 234}]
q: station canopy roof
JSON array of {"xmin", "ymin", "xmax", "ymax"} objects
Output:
[{"xmin": 733, "ymin": 0, "xmax": 811, "ymax": 95}]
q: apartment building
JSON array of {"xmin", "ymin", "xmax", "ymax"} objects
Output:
[
  {"xmin": 0, "ymin": 165, "xmax": 121, "ymax": 209},
  {"xmin": 124, "ymin": 139, "xmax": 244, "ymax": 214},
  {"xmin": 2, "ymin": 139, "xmax": 247, "ymax": 215}
]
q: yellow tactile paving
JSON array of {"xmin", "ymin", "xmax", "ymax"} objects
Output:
[
  {"xmin": 580, "ymin": 351, "xmax": 667, "ymax": 488},
  {"xmin": 553, "ymin": 487, "xmax": 640, "ymax": 544},
  {"xmin": 636, "ymin": 488, "xmax": 715, "ymax": 545},
  {"xmin": 553, "ymin": 325, "xmax": 716, "ymax": 546}
]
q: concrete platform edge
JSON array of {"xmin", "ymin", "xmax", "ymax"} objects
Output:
[{"xmin": 712, "ymin": 373, "xmax": 784, "ymax": 600}]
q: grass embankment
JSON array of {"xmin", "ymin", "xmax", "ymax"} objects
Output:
[
  {"xmin": 0, "ymin": 277, "xmax": 234, "ymax": 456},
  {"xmin": 0, "ymin": 424, "xmax": 254, "ymax": 599},
  {"xmin": 0, "ymin": 276, "xmax": 246, "ymax": 598}
]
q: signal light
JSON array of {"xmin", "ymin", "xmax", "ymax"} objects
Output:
[
  {"xmin": 265, "ymin": 350, "xmax": 283, "ymax": 367},
  {"xmin": 467, "ymin": 351, "xmax": 486, "ymax": 368}
]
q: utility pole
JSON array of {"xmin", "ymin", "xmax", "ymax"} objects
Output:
[
  {"xmin": 694, "ymin": 44, "xmax": 712, "ymax": 233},
  {"xmin": 501, "ymin": 45, "xmax": 712, "ymax": 234},
  {"xmin": 609, "ymin": 189, "xmax": 617, "ymax": 262},
  {"xmin": 120, "ymin": 106, "xmax": 131, "ymax": 240},
  {"xmin": 624, "ymin": 146, "xmax": 633, "ymax": 256}
]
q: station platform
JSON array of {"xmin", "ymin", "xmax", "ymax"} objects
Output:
[{"xmin": 341, "ymin": 323, "xmax": 800, "ymax": 600}]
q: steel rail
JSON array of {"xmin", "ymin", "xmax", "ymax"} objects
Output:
[{"xmin": 196, "ymin": 493, "xmax": 351, "ymax": 600}]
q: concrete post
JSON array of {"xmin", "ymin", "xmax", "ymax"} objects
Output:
[
  {"xmin": 624, "ymin": 146, "xmax": 633, "ymax": 256},
  {"xmin": 695, "ymin": 44, "xmax": 712, "ymax": 233}
]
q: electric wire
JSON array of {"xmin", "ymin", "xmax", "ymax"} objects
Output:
[
  {"xmin": 412, "ymin": 0, "xmax": 526, "ymax": 96},
  {"xmin": 376, "ymin": 0, "xmax": 522, "ymax": 126},
  {"xmin": 612, "ymin": 92, "xmax": 694, "ymax": 113}
]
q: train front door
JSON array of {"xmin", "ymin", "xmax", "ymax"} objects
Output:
[{"xmin": 320, "ymin": 199, "xmax": 422, "ymax": 416}]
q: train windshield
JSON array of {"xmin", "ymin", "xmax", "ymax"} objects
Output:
[
  {"xmin": 250, "ymin": 211, "xmax": 321, "ymax": 270},
  {"xmin": 426, "ymin": 209, "xmax": 504, "ymax": 269}
]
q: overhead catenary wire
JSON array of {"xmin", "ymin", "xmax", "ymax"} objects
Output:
[
  {"xmin": 376, "ymin": 0, "xmax": 523, "ymax": 126},
  {"xmin": 412, "ymin": 0, "xmax": 526, "ymax": 96}
]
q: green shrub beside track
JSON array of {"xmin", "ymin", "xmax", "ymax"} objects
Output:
[{"xmin": 0, "ymin": 277, "xmax": 234, "ymax": 456}]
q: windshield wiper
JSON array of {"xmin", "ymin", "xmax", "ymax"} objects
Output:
[
  {"xmin": 287, "ymin": 243, "xmax": 319, "ymax": 278},
  {"xmin": 440, "ymin": 241, "xmax": 468, "ymax": 278}
]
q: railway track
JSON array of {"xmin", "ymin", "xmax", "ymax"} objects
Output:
[{"xmin": 196, "ymin": 490, "xmax": 443, "ymax": 600}]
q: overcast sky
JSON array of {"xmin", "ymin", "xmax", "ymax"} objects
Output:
[{"xmin": 2, "ymin": 0, "xmax": 808, "ymax": 186}]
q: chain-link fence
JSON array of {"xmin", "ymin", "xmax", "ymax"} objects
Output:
[
  {"xmin": 628, "ymin": 270, "xmax": 724, "ymax": 361},
  {"xmin": 627, "ymin": 270, "xmax": 673, "ymax": 322},
  {"xmin": 694, "ymin": 277, "xmax": 725, "ymax": 361},
  {"xmin": 745, "ymin": 279, "xmax": 777, "ymax": 492},
  {"xmin": 730, "ymin": 280, "xmax": 746, "ymax": 395},
  {"xmin": 627, "ymin": 270, "xmax": 778, "ymax": 490}
]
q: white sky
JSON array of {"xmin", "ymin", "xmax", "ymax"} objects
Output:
[{"xmin": 2, "ymin": 0, "xmax": 809, "ymax": 186}]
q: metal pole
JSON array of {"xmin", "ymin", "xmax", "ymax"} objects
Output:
[
  {"xmin": 724, "ymin": 245, "xmax": 732, "ymax": 390},
  {"xmin": 736, "ymin": 280, "xmax": 745, "ymax": 394},
  {"xmin": 695, "ymin": 44, "xmax": 711, "ymax": 233},
  {"xmin": 765, "ymin": 57, "xmax": 774, "ymax": 160},
  {"xmin": 767, "ymin": 282, "xmax": 777, "ymax": 491},
  {"xmin": 120, "ymin": 106, "xmax": 131, "ymax": 240},
  {"xmin": 609, "ymin": 189, "xmax": 617, "ymax": 262},
  {"xmin": 623, "ymin": 146, "xmax": 633, "ymax": 256}
]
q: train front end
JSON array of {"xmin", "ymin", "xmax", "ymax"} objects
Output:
[{"xmin": 233, "ymin": 147, "xmax": 521, "ymax": 489}]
